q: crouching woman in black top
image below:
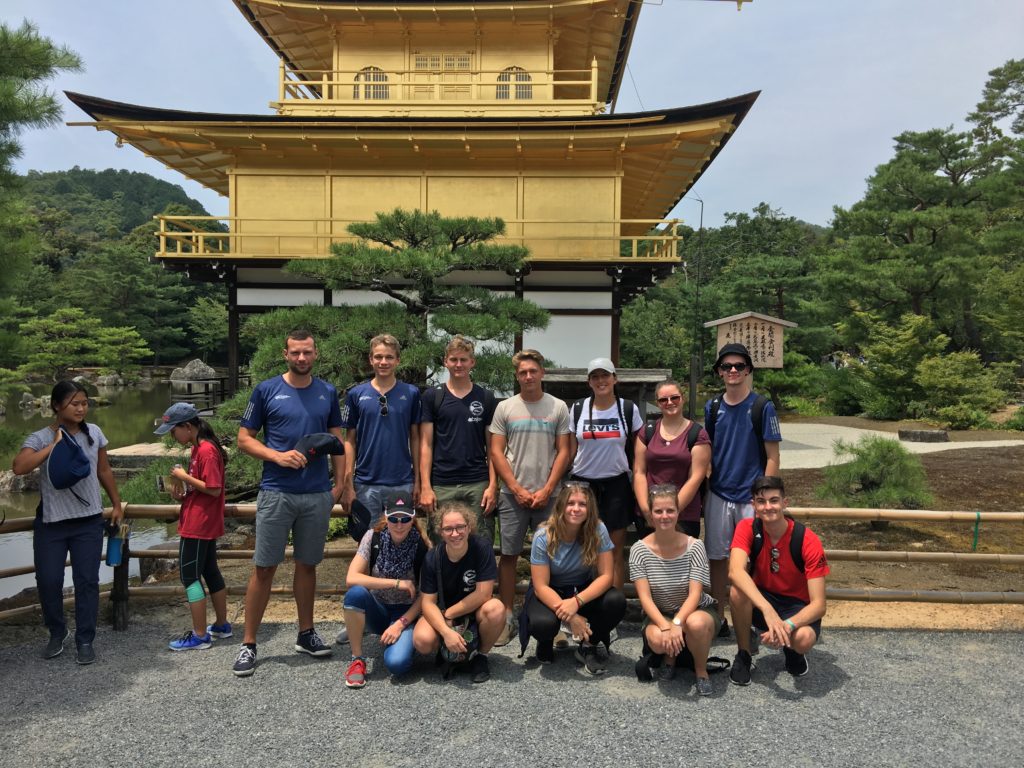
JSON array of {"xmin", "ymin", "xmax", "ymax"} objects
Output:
[
  {"xmin": 413, "ymin": 502, "xmax": 506, "ymax": 683},
  {"xmin": 521, "ymin": 482, "xmax": 626, "ymax": 675}
]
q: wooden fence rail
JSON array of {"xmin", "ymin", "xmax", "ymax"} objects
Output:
[{"xmin": 1, "ymin": 505, "xmax": 1021, "ymax": 626}]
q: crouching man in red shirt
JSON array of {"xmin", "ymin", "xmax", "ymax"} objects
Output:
[{"xmin": 728, "ymin": 475, "xmax": 829, "ymax": 685}]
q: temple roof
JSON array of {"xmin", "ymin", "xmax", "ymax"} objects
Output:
[
  {"xmin": 232, "ymin": 0, "xmax": 641, "ymax": 108},
  {"xmin": 66, "ymin": 90, "xmax": 758, "ymax": 223}
]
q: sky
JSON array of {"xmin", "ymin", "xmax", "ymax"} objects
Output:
[{"xmin": 7, "ymin": 0, "xmax": 1024, "ymax": 229}]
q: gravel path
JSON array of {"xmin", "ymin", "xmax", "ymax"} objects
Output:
[{"xmin": 2, "ymin": 621, "xmax": 1021, "ymax": 767}]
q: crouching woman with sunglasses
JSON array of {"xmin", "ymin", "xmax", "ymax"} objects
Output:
[
  {"xmin": 342, "ymin": 491, "xmax": 429, "ymax": 688},
  {"xmin": 412, "ymin": 502, "xmax": 506, "ymax": 683},
  {"xmin": 521, "ymin": 483, "xmax": 626, "ymax": 675}
]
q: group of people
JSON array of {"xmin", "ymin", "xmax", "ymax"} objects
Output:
[{"xmin": 13, "ymin": 330, "xmax": 829, "ymax": 695}]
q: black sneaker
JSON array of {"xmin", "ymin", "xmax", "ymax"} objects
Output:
[
  {"xmin": 43, "ymin": 629, "xmax": 70, "ymax": 660},
  {"xmin": 75, "ymin": 642, "xmax": 96, "ymax": 665},
  {"xmin": 730, "ymin": 649, "xmax": 753, "ymax": 686},
  {"xmin": 717, "ymin": 617, "xmax": 731, "ymax": 638},
  {"xmin": 295, "ymin": 628, "xmax": 333, "ymax": 657},
  {"xmin": 635, "ymin": 652, "xmax": 655, "ymax": 682},
  {"xmin": 784, "ymin": 647, "xmax": 809, "ymax": 677},
  {"xmin": 233, "ymin": 644, "xmax": 257, "ymax": 677},
  {"xmin": 470, "ymin": 653, "xmax": 490, "ymax": 683},
  {"xmin": 575, "ymin": 644, "xmax": 607, "ymax": 676}
]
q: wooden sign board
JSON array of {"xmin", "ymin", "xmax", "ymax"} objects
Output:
[{"xmin": 704, "ymin": 312, "xmax": 797, "ymax": 369}]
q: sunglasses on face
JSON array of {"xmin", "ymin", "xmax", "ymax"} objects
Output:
[
  {"xmin": 386, "ymin": 513, "xmax": 414, "ymax": 524},
  {"xmin": 718, "ymin": 362, "xmax": 748, "ymax": 372},
  {"xmin": 656, "ymin": 394, "xmax": 682, "ymax": 405},
  {"xmin": 378, "ymin": 394, "xmax": 389, "ymax": 417}
]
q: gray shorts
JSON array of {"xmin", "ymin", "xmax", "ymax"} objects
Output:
[
  {"xmin": 704, "ymin": 491, "xmax": 754, "ymax": 561},
  {"xmin": 254, "ymin": 489, "xmax": 334, "ymax": 567},
  {"xmin": 497, "ymin": 492, "xmax": 553, "ymax": 556},
  {"xmin": 434, "ymin": 481, "xmax": 494, "ymax": 544}
]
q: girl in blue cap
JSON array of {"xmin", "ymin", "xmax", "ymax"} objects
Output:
[{"xmin": 155, "ymin": 402, "xmax": 231, "ymax": 651}]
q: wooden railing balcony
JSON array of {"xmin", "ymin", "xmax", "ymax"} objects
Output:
[
  {"xmin": 273, "ymin": 59, "xmax": 603, "ymax": 116},
  {"xmin": 154, "ymin": 216, "xmax": 681, "ymax": 263}
]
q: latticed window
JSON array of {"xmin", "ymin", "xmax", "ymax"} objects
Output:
[
  {"xmin": 412, "ymin": 53, "xmax": 472, "ymax": 100},
  {"xmin": 496, "ymin": 66, "xmax": 532, "ymax": 100},
  {"xmin": 353, "ymin": 66, "xmax": 389, "ymax": 100}
]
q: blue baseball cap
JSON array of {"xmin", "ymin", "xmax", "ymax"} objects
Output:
[{"xmin": 154, "ymin": 402, "xmax": 199, "ymax": 435}]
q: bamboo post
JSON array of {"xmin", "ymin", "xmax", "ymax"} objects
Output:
[
  {"xmin": 278, "ymin": 58, "xmax": 286, "ymax": 101},
  {"xmin": 590, "ymin": 57, "xmax": 598, "ymax": 104}
]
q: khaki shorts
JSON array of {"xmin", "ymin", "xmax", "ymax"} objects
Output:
[{"xmin": 703, "ymin": 491, "xmax": 754, "ymax": 560}]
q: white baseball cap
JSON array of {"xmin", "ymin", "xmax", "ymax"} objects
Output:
[{"xmin": 586, "ymin": 357, "xmax": 616, "ymax": 376}]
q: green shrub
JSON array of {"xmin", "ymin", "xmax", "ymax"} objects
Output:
[
  {"xmin": 935, "ymin": 404, "xmax": 992, "ymax": 430},
  {"xmin": 781, "ymin": 395, "xmax": 830, "ymax": 417},
  {"xmin": 817, "ymin": 435, "xmax": 932, "ymax": 509},
  {"xmin": 914, "ymin": 351, "xmax": 1008, "ymax": 414},
  {"xmin": 1000, "ymin": 407, "xmax": 1024, "ymax": 432},
  {"xmin": 327, "ymin": 516, "xmax": 350, "ymax": 540},
  {"xmin": 822, "ymin": 366, "xmax": 865, "ymax": 416},
  {"xmin": 114, "ymin": 455, "xmax": 187, "ymax": 507}
]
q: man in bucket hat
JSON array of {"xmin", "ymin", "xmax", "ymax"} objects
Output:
[{"xmin": 703, "ymin": 342, "xmax": 781, "ymax": 637}]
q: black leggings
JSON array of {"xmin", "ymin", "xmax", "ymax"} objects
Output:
[
  {"xmin": 527, "ymin": 586, "xmax": 626, "ymax": 648},
  {"xmin": 178, "ymin": 537, "xmax": 225, "ymax": 594}
]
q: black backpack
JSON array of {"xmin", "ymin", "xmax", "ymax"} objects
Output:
[
  {"xmin": 749, "ymin": 516, "xmax": 806, "ymax": 574},
  {"xmin": 432, "ymin": 384, "xmax": 497, "ymax": 417},
  {"xmin": 368, "ymin": 530, "xmax": 429, "ymax": 584},
  {"xmin": 571, "ymin": 396, "xmax": 638, "ymax": 466},
  {"xmin": 705, "ymin": 393, "xmax": 771, "ymax": 472},
  {"xmin": 642, "ymin": 417, "xmax": 708, "ymax": 503}
]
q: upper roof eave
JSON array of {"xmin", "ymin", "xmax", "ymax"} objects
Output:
[{"xmin": 231, "ymin": 0, "xmax": 639, "ymax": 105}]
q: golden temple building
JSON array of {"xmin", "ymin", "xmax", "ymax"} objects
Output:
[{"xmin": 67, "ymin": 0, "xmax": 757, "ymax": 385}]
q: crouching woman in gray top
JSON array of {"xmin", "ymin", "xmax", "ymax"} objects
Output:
[
  {"xmin": 12, "ymin": 380, "xmax": 123, "ymax": 665},
  {"xmin": 629, "ymin": 484, "xmax": 717, "ymax": 695}
]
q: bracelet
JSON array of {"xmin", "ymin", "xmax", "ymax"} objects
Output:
[
  {"xmin": 785, "ymin": 619, "xmax": 797, "ymax": 631},
  {"xmin": 398, "ymin": 616, "xmax": 409, "ymax": 628},
  {"xmin": 395, "ymin": 579, "xmax": 401, "ymax": 589},
  {"xmin": 575, "ymin": 594, "xmax": 584, "ymax": 609}
]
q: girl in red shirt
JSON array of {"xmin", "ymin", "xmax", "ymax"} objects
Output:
[{"xmin": 155, "ymin": 403, "xmax": 231, "ymax": 651}]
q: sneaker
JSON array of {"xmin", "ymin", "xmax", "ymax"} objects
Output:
[
  {"xmin": 696, "ymin": 676, "xmax": 713, "ymax": 697},
  {"xmin": 345, "ymin": 657, "xmax": 367, "ymax": 688},
  {"xmin": 535, "ymin": 639, "xmax": 554, "ymax": 665},
  {"xmin": 207, "ymin": 622, "xmax": 233, "ymax": 639},
  {"xmin": 784, "ymin": 646, "xmax": 809, "ymax": 677},
  {"xmin": 635, "ymin": 652, "xmax": 655, "ymax": 682},
  {"xmin": 553, "ymin": 630, "xmax": 570, "ymax": 649},
  {"xmin": 335, "ymin": 626, "xmax": 349, "ymax": 645},
  {"xmin": 295, "ymin": 628, "xmax": 333, "ymax": 657},
  {"xmin": 42, "ymin": 629, "xmax": 70, "ymax": 660},
  {"xmin": 470, "ymin": 653, "xmax": 490, "ymax": 683},
  {"xmin": 608, "ymin": 627, "xmax": 619, "ymax": 645},
  {"xmin": 493, "ymin": 616, "xmax": 515, "ymax": 648},
  {"xmin": 575, "ymin": 644, "xmax": 607, "ymax": 676},
  {"xmin": 75, "ymin": 642, "xmax": 96, "ymax": 665},
  {"xmin": 717, "ymin": 617, "xmax": 731, "ymax": 638},
  {"xmin": 657, "ymin": 663, "xmax": 677, "ymax": 682},
  {"xmin": 169, "ymin": 630, "xmax": 213, "ymax": 651},
  {"xmin": 232, "ymin": 645, "xmax": 257, "ymax": 677},
  {"xmin": 750, "ymin": 625, "xmax": 761, "ymax": 655},
  {"xmin": 730, "ymin": 649, "xmax": 753, "ymax": 686}
]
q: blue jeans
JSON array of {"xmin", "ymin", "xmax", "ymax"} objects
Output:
[
  {"xmin": 355, "ymin": 483, "xmax": 414, "ymax": 526},
  {"xmin": 343, "ymin": 585, "xmax": 415, "ymax": 676},
  {"xmin": 33, "ymin": 513, "xmax": 103, "ymax": 646}
]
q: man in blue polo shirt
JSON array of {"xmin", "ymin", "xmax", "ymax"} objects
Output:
[
  {"xmin": 342, "ymin": 334, "xmax": 421, "ymax": 523},
  {"xmin": 704, "ymin": 342, "xmax": 782, "ymax": 637},
  {"xmin": 419, "ymin": 335, "xmax": 498, "ymax": 542},
  {"xmin": 233, "ymin": 329, "xmax": 345, "ymax": 677}
]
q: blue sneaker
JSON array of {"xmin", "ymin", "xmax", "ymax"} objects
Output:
[
  {"xmin": 169, "ymin": 630, "xmax": 213, "ymax": 651},
  {"xmin": 207, "ymin": 622, "xmax": 233, "ymax": 639}
]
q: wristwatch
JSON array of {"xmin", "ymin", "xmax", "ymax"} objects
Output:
[{"xmin": 672, "ymin": 617, "xmax": 682, "ymax": 626}]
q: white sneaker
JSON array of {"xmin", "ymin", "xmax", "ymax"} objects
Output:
[
  {"xmin": 336, "ymin": 626, "xmax": 349, "ymax": 645},
  {"xmin": 554, "ymin": 630, "xmax": 570, "ymax": 649}
]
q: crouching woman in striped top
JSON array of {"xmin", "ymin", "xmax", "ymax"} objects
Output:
[{"xmin": 628, "ymin": 484, "xmax": 717, "ymax": 695}]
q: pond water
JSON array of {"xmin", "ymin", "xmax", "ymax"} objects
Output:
[{"xmin": 1, "ymin": 381, "xmax": 191, "ymax": 601}]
